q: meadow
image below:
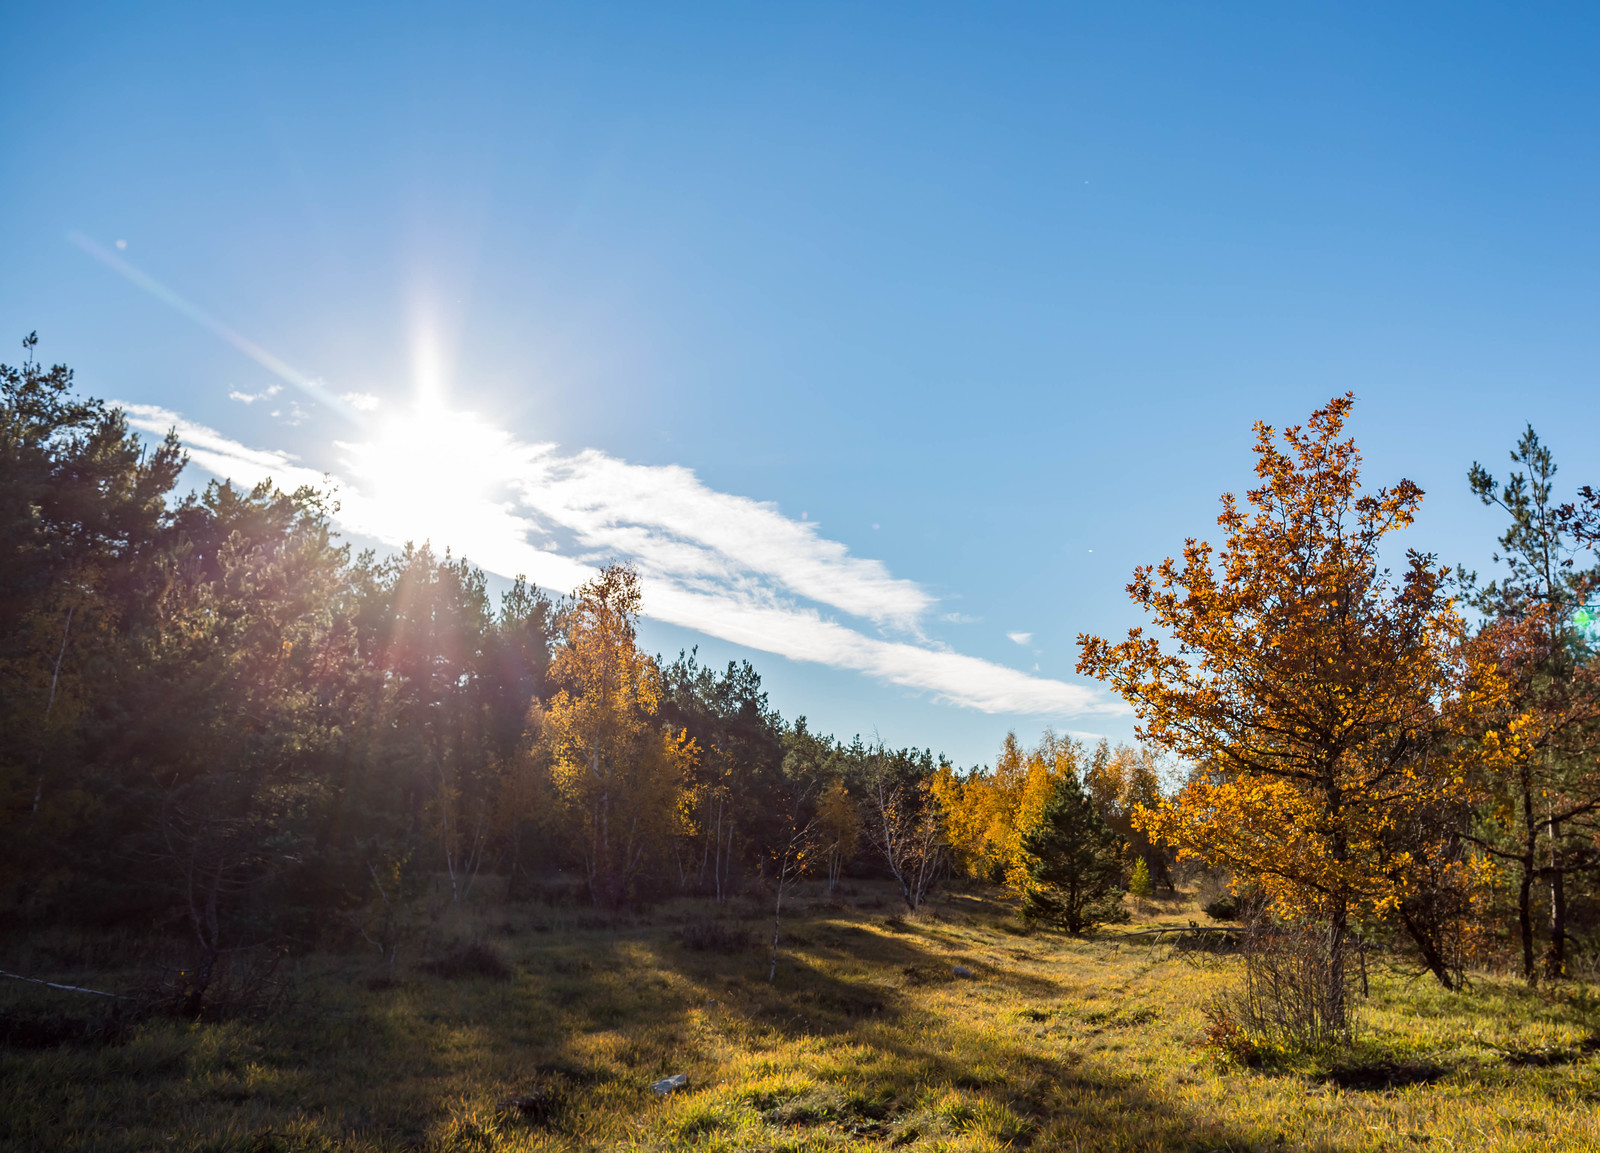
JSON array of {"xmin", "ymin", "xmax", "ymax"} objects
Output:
[{"xmin": 3, "ymin": 884, "xmax": 1599, "ymax": 1153}]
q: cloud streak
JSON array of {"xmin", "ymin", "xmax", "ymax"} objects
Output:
[
  {"xmin": 122, "ymin": 403, "xmax": 1124, "ymax": 719},
  {"xmin": 228, "ymin": 385, "xmax": 281, "ymax": 404}
]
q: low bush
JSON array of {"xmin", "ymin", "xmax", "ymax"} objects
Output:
[
  {"xmin": 419, "ymin": 942, "xmax": 513, "ymax": 980},
  {"xmin": 1203, "ymin": 894, "xmax": 1241, "ymax": 921},
  {"xmin": 675, "ymin": 919, "xmax": 752, "ymax": 954}
]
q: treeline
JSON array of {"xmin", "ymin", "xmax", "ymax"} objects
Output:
[{"xmin": 0, "ymin": 342, "xmax": 983, "ymax": 966}]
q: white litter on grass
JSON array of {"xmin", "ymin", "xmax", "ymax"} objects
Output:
[{"xmin": 652, "ymin": 1074, "xmax": 689, "ymax": 1095}]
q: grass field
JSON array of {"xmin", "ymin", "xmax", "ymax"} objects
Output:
[{"xmin": 4, "ymin": 883, "xmax": 1600, "ymax": 1152}]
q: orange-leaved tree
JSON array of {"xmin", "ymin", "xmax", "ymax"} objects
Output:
[
  {"xmin": 1078, "ymin": 394, "xmax": 1499, "ymax": 999},
  {"xmin": 538, "ymin": 563, "xmax": 696, "ymax": 907}
]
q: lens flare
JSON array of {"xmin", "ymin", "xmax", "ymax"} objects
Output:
[{"xmin": 340, "ymin": 402, "xmax": 524, "ymax": 551}]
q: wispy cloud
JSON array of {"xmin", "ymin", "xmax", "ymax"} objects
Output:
[
  {"xmin": 1007, "ymin": 631, "xmax": 1033, "ymax": 646},
  {"xmin": 122, "ymin": 402, "xmax": 1124, "ymax": 719},
  {"xmin": 340, "ymin": 392, "xmax": 381, "ymax": 412},
  {"xmin": 228, "ymin": 385, "xmax": 281, "ymax": 404},
  {"xmin": 515, "ymin": 448, "xmax": 932, "ymax": 629}
]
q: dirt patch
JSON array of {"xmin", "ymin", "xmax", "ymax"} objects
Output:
[{"xmin": 901, "ymin": 964, "xmax": 956, "ymax": 987}]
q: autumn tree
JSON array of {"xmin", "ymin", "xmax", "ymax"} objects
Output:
[
  {"xmin": 1082, "ymin": 740, "xmax": 1174, "ymax": 890},
  {"xmin": 814, "ymin": 779, "xmax": 861, "ymax": 894},
  {"xmin": 1129, "ymin": 857, "xmax": 1155, "ymax": 903},
  {"xmin": 1079, "ymin": 395, "xmax": 1497, "ymax": 1003},
  {"xmin": 538, "ymin": 564, "xmax": 696, "ymax": 907},
  {"xmin": 933, "ymin": 731, "xmax": 1079, "ymax": 894},
  {"xmin": 767, "ymin": 801, "xmax": 818, "ymax": 983},
  {"xmin": 1019, "ymin": 769, "xmax": 1129, "ymax": 933}
]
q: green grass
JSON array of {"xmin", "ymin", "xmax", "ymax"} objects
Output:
[{"xmin": 4, "ymin": 885, "xmax": 1600, "ymax": 1151}]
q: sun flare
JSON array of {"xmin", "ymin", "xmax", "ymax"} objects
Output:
[{"xmin": 340, "ymin": 402, "xmax": 527, "ymax": 553}]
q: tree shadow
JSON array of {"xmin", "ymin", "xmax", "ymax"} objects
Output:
[{"xmin": 603, "ymin": 910, "xmax": 1357, "ymax": 1151}]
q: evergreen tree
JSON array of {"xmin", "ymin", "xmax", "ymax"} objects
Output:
[
  {"xmin": 1020, "ymin": 770, "xmax": 1128, "ymax": 933},
  {"xmin": 1129, "ymin": 857, "xmax": 1155, "ymax": 902},
  {"xmin": 1464, "ymin": 426, "xmax": 1600, "ymax": 981}
]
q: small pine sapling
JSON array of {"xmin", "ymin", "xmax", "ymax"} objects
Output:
[{"xmin": 1129, "ymin": 857, "xmax": 1155, "ymax": 904}]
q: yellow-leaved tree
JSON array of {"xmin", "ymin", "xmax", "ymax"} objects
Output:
[
  {"xmin": 1078, "ymin": 395, "xmax": 1500, "ymax": 1001},
  {"xmin": 538, "ymin": 564, "xmax": 696, "ymax": 907},
  {"xmin": 814, "ymin": 779, "xmax": 861, "ymax": 895},
  {"xmin": 933, "ymin": 731, "xmax": 1082, "ymax": 895}
]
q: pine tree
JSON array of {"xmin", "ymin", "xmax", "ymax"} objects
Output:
[
  {"xmin": 1020, "ymin": 770, "xmax": 1129, "ymax": 934},
  {"xmin": 1465, "ymin": 426, "xmax": 1600, "ymax": 982}
]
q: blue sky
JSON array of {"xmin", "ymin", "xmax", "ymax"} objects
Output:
[{"xmin": 5, "ymin": 3, "xmax": 1600, "ymax": 767}]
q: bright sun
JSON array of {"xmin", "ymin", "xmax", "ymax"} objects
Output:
[{"xmin": 341, "ymin": 402, "xmax": 522, "ymax": 552}]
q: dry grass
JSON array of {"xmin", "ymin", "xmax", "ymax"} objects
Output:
[{"xmin": 3, "ymin": 884, "xmax": 1600, "ymax": 1151}]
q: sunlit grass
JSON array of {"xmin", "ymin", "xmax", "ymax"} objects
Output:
[{"xmin": 4, "ymin": 885, "xmax": 1600, "ymax": 1151}]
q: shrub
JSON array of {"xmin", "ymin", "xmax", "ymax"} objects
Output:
[
  {"xmin": 675, "ymin": 919, "xmax": 752, "ymax": 954},
  {"xmin": 1199, "ymin": 1002, "xmax": 1263, "ymax": 1068},
  {"xmin": 420, "ymin": 942, "xmax": 513, "ymax": 980},
  {"xmin": 1216, "ymin": 919, "xmax": 1358, "ymax": 1049}
]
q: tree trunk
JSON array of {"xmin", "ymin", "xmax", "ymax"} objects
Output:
[
  {"xmin": 1518, "ymin": 765, "xmax": 1539, "ymax": 984},
  {"xmin": 1397, "ymin": 906, "xmax": 1458, "ymax": 990},
  {"xmin": 1546, "ymin": 814, "xmax": 1567, "ymax": 980},
  {"xmin": 1326, "ymin": 898, "xmax": 1350, "ymax": 1039},
  {"xmin": 768, "ymin": 868, "xmax": 787, "ymax": 983},
  {"xmin": 1517, "ymin": 862, "xmax": 1536, "ymax": 984}
]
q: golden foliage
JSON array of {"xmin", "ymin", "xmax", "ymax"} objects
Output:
[
  {"xmin": 1078, "ymin": 395, "xmax": 1502, "ymax": 928},
  {"xmin": 933, "ymin": 731, "xmax": 1082, "ymax": 895},
  {"xmin": 814, "ymin": 779, "xmax": 862, "ymax": 892},
  {"xmin": 538, "ymin": 563, "xmax": 697, "ymax": 905}
]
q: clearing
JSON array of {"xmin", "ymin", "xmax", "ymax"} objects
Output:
[{"xmin": 3, "ymin": 885, "xmax": 1598, "ymax": 1151}]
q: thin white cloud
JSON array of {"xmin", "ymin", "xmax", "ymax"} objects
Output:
[
  {"xmin": 340, "ymin": 392, "xmax": 381, "ymax": 412},
  {"xmin": 228, "ymin": 384, "xmax": 281, "ymax": 404},
  {"xmin": 125, "ymin": 405, "xmax": 323, "ymax": 489},
  {"xmin": 1007, "ymin": 631, "xmax": 1033, "ymax": 646},
  {"xmin": 514, "ymin": 447, "xmax": 931, "ymax": 629},
  {"xmin": 646, "ymin": 585, "xmax": 1106, "ymax": 714},
  {"xmin": 122, "ymin": 403, "xmax": 1125, "ymax": 719}
]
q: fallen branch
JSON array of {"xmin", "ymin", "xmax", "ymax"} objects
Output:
[
  {"xmin": 1109, "ymin": 926, "xmax": 1240, "ymax": 940},
  {"xmin": 0, "ymin": 967, "xmax": 131, "ymax": 1000}
]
